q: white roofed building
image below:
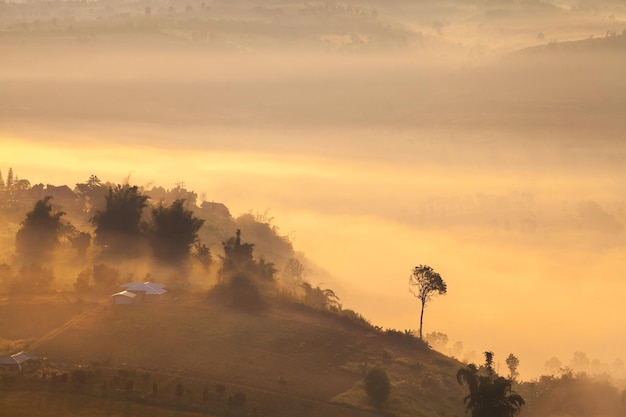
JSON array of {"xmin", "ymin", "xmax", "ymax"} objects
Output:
[
  {"xmin": 0, "ymin": 351, "xmax": 38, "ymax": 372},
  {"xmin": 112, "ymin": 290, "xmax": 138, "ymax": 305},
  {"xmin": 119, "ymin": 282, "xmax": 167, "ymax": 303}
]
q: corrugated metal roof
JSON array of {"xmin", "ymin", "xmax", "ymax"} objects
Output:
[
  {"xmin": 0, "ymin": 351, "xmax": 37, "ymax": 365},
  {"xmin": 11, "ymin": 351, "xmax": 37, "ymax": 363},
  {"xmin": 112, "ymin": 290, "xmax": 137, "ymax": 298},
  {"xmin": 121, "ymin": 282, "xmax": 167, "ymax": 295}
]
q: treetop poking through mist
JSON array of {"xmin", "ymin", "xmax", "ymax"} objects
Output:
[
  {"xmin": 16, "ymin": 196, "xmax": 65, "ymax": 261},
  {"xmin": 91, "ymin": 183, "xmax": 149, "ymax": 255},
  {"xmin": 148, "ymin": 199, "xmax": 205, "ymax": 264}
]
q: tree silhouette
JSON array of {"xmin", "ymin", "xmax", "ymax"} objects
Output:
[
  {"xmin": 409, "ymin": 264, "xmax": 447, "ymax": 339},
  {"xmin": 92, "ymin": 263, "xmax": 120, "ymax": 290},
  {"xmin": 3, "ymin": 168, "xmax": 15, "ymax": 207},
  {"xmin": 91, "ymin": 184, "xmax": 149, "ymax": 255},
  {"xmin": 12, "ymin": 264, "xmax": 55, "ymax": 294},
  {"xmin": 505, "ymin": 354, "xmax": 520, "ymax": 382},
  {"xmin": 75, "ymin": 175, "xmax": 108, "ymax": 216},
  {"xmin": 227, "ymin": 272, "xmax": 264, "ymax": 311},
  {"xmin": 69, "ymin": 232, "xmax": 91, "ymax": 257},
  {"xmin": 148, "ymin": 199, "xmax": 205, "ymax": 264},
  {"xmin": 570, "ymin": 351, "xmax": 590, "ymax": 372},
  {"xmin": 218, "ymin": 229, "xmax": 255, "ymax": 279},
  {"xmin": 425, "ymin": 331, "xmax": 449, "ymax": 351},
  {"xmin": 15, "ymin": 197, "xmax": 65, "ymax": 260},
  {"xmin": 457, "ymin": 353, "xmax": 525, "ymax": 417},
  {"xmin": 193, "ymin": 241, "xmax": 213, "ymax": 271},
  {"xmin": 301, "ymin": 282, "xmax": 341, "ymax": 310},
  {"xmin": 364, "ymin": 367, "xmax": 391, "ymax": 408},
  {"xmin": 1, "ymin": 167, "xmax": 30, "ymax": 210},
  {"xmin": 544, "ymin": 356, "xmax": 562, "ymax": 375}
]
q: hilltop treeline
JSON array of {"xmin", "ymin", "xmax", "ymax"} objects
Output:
[{"xmin": 0, "ymin": 168, "xmax": 333, "ymax": 306}]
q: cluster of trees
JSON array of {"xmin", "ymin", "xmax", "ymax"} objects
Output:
[
  {"xmin": 210, "ymin": 227, "xmax": 347, "ymax": 312},
  {"xmin": 209, "ymin": 229, "xmax": 278, "ymax": 311},
  {"xmin": 0, "ymin": 263, "xmax": 56, "ymax": 294},
  {"xmin": 544, "ymin": 352, "xmax": 626, "ymax": 378},
  {"xmin": 519, "ymin": 370, "xmax": 626, "ymax": 417},
  {"xmin": 424, "ymin": 331, "xmax": 472, "ymax": 362},
  {"xmin": 457, "ymin": 352, "xmax": 525, "ymax": 417},
  {"xmin": 13, "ymin": 183, "xmax": 208, "ymax": 268},
  {"xmin": 0, "ymin": 168, "xmax": 30, "ymax": 211},
  {"xmin": 3, "ymin": 171, "xmax": 346, "ymax": 313}
]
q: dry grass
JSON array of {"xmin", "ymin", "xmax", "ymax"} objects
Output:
[
  {"xmin": 0, "ymin": 300, "xmax": 90, "ymax": 341},
  {"xmin": 0, "ymin": 295, "xmax": 468, "ymax": 416},
  {"xmin": 0, "ymin": 256, "xmax": 472, "ymax": 417},
  {"xmin": 0, "ymin": 391, "xmax": 216, "ymax": 417}
]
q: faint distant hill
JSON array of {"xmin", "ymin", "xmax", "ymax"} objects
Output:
[{"xmin": 518, "ymin": 31, "xmax": 626, "ymax": 54}]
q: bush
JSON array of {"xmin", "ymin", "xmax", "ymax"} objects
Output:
[
  {"xmin": 74, "ymin": 269, "xmax": 93, "ymax": 293},
  {"xmin": 383, "ymin": 328, "xmax": 428, "ymax": 350},
  {"xmin": 12, "ymin": 264, "xmax": 55, "ymax": 294},
  {"xmin": 228, "ymin": 391, "xmax": 246, "ymax": 407},
  {"xmin": 93, "ymin": 263, "xmax": 120, "ymax": 290},
  {"xmin": 364, "ymin": 367, "xmax": 391, "ymax": 408},
  {"xmin": 228, "ymin": 273, "xmax": 265, "ymax": 312}
]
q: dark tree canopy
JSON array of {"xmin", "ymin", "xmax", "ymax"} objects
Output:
[
  {"xmin": 301, "ymin": 282, "xmax": 341, "ymax": 310},
  {"xmin": 92, "ymin": 263, "xmax": 120, "ymax": 290},
  {"xmin": 70, "ymin": 232, "xmax": 91, "ymax": 257},
  {"xmin": 409, "ymin": 264, "xmax": 447, "ymax": 339},
  {"xmin": 193, "ymin": 241, "xmax": 213, "ymax": 271},
  {"xmin": 218, "ymin": 230, "xmax": 276, "ymax": 282},
  {"xmin": 12, "ymin": 264, "xmax": 56, "ymax": 294},
  {"xmin": 15, "ymin": 197, "xmax": 65, "ymax": 260},
  {"xmin": 148, "ymin": 199, "xmax": 205, "ymax": 264},
  {"xmin": 213, "ymin": 230, "xmax": 276, "ymax": 308},
  {"xmin": 91, "ymin": 184, "xmax": 149, "ymax": 255},
  {"xmin": 218, "ymin": 229, "xmax": 255, "ymax": 279},
  {"xmin": 364, "ymin": 367, "xmax": 391, "ymax": 408},
  {"xmin": 457, "ymin": 353, "xmax": 525, "ymax": 417},
  {"xmin": 227, "ymin": 272, "xmax": 264, "ymax": 312}
]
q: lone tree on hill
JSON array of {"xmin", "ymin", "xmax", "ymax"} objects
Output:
[
  {"xmin": 409, "ymin": 264, "xmax": 447, "ymax": 339},
  {"xmin": 457, "ymin": 352, "xmax": 525, "ymax": 417},
  {"xmin": 148, "ymin": 199, "xmax": 205, "ymax": 264},
  {"xmin": 15, "ymin": 197, "xmax": 65, "ymax": 260},
  {"xmin": 91, "ymin": 184, "xmax": 149, "ymax": 255}
]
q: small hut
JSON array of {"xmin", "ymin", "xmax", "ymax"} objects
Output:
[
  {"xmin": 0, "ymin": 351, "xmax": 38, "ymax": 372},
  {"xmin": 120, "ymin": 282, "xmax": 167, "ymax": 303}
]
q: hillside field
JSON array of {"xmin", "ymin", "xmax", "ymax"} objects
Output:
[{"xmin": 0, "ymin": 296, "xmax": 466, "ymax": 417}]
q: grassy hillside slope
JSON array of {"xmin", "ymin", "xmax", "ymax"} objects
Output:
[{"xmin": 7, "ymin": 297, "xmax": 467, "ymax": 417}]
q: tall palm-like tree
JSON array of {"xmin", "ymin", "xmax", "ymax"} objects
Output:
[
  {"xmin": 148, "ymin": 199, "xmax": 204, "ymax": 264},
  {"xmin": 91, "ymin": 184, "xmax": 149, "ymax": 255},
  {"xmin": 457, "ymin": 355, "xmax": 525, "ymax": 417}
]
